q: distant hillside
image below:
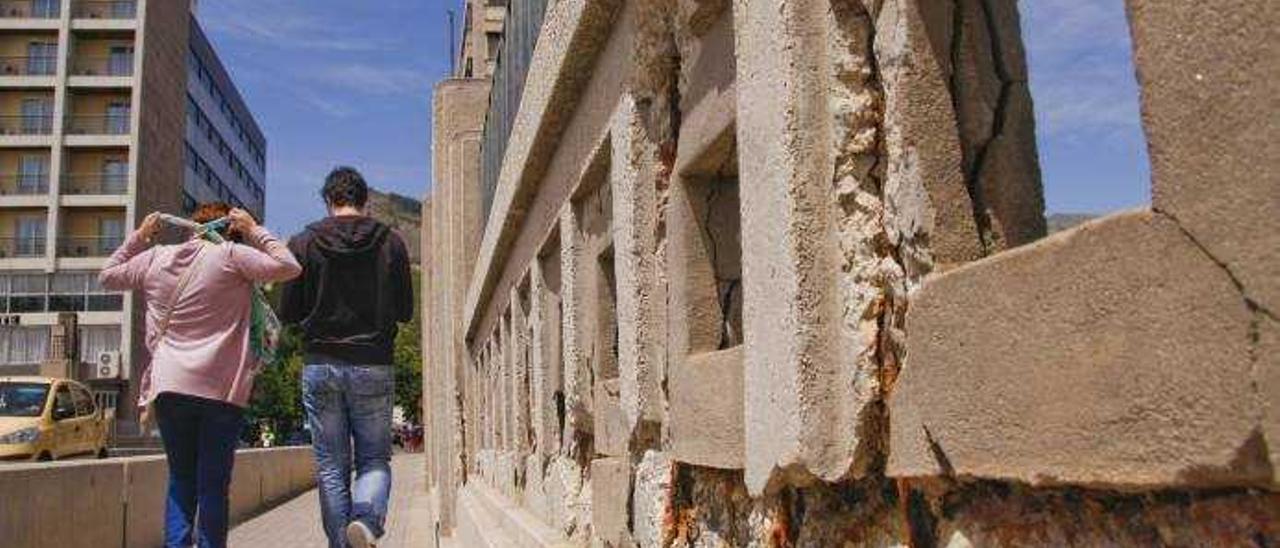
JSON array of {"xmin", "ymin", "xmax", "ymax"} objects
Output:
[
  {"xmin": 368, "ymin": 189, "xmax": 422, "ymax": 265},
  {"xmin": 1046, "ymin": 213, "xmax": 1097, "ymax": 234}
]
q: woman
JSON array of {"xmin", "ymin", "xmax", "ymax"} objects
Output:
[{"xmin": 100, "ymin": 203, "xmax": 301, "ymax": 548}]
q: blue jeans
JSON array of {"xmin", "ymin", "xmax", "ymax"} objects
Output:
[
  {"xmin": 154, "ymin": 392, "xmax": 244, "ymax": 548},
  {"xmin": 302, "ymin": 363, "xmax": 394, "ymax": 548}
]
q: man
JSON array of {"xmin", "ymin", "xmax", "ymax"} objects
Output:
[{"xmin": 280, "ymin": 167, "xmax": 413, "ymax": 548}]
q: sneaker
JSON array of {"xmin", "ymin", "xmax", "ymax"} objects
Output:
[{"xmin": 345, "ymin": 520, "xmax": 377, "ymax": 548}]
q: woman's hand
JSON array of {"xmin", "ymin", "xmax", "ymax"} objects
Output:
[
  {"xmin": 228, "ymin": 208, "xmax": 258, "ymax": 235},
  {"xmin": 138, "ymin": 212, "xmax": 161, "ymax": 242}
]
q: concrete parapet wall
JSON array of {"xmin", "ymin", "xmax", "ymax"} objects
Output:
[{"xmin": 0, "ymin": 447, "xmax": 315, "ymax": 548}]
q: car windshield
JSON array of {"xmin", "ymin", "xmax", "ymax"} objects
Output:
[{"xmin": 0, "ymin": 383, "xmax": 50, "ymax": 417}]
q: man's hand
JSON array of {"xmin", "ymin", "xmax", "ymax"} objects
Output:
[
  {"xmin": 138, "ymin": 212, "xmax": 161, "ymax": 242},
  {"xmin": 228, "ymin": 208, "xmax": 258, "ymax": 235}
]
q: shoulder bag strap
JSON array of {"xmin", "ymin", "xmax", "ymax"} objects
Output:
[{"xmin": 137, "ymin": 242, "xmax": 210, "ymax": 407}]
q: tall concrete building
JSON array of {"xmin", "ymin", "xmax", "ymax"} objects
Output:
[{"xmin": 0, "ymin": 0, "xmax": 265, "ymax": 433}]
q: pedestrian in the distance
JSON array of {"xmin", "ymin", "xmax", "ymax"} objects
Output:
[
  {"xmin": 280, "ymin": 167, "xmax": 414, "ymax": 548},
  {"xmin": 100, "ymin": 203, "xmax": 301, "ymax": 548}
]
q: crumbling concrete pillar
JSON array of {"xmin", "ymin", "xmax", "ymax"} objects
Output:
[
  {"xmin": 609, "ymin": 94, "xmax": 667, "ymax": 447},
  {"xmin": 558, "ymin": 207, "xmax": 595, "ymax": 455},
  {"xmin": 531, "ymin": 240, "xmax": 566, "ymax": 458},
  {"xmin": 732, "ymin": 0, "xmax": 1035, "ymax": 494}
]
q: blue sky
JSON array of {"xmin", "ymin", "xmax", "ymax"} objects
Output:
[{"xmin": 198, "ymin": 0, "xmax": 1148, "ymax": 237}]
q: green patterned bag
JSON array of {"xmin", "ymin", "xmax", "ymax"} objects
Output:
[{"xmin": 197, "ymin": 218, "xmax": 280, "ymax": 371}]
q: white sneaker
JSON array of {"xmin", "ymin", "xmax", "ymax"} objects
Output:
[{"xmin": 345, "ymin": 520, "xmax": 377, "ymax": 548}]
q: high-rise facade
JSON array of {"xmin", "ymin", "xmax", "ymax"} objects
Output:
[{"xmin": 0, "ymin": 0, "xmax": 265, "ymax": 434}]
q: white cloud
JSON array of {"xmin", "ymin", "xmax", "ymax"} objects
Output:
[
  {"xmin": 200, "ymin": 2, "xmax": 396, "ymax": 52},
  {"xmin": 304, "ymin": 64, "xmax": 432, "ymax": 97},
  {"xmin": 1019, "ymin": 0, "xmax": 1142, "ymax": 140}
]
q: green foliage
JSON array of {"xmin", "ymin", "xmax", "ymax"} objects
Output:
[
  {"xmin": 244, "ymin": 325, "xmax": 306, "ymax": 440},
  {"xmin": 393, "ymin": 270, "xmax": 423, "ymax": 424}
]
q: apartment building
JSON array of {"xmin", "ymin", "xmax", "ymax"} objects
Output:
[{"xmin": 0, "ymin": 0, "xmax": 265, "ymax": 434}]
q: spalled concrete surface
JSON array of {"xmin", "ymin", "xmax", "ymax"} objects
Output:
[
  {"xmin": 889, "ymin": 211, "xmax": 1268, "ymax": 489},
  {"xmin": 610, "ymin": 94, "xmax": 667, "ymax": 438},
  {"xmin": 590, "ymin": 457, "xmax": 631, "ymax": 546},
  {"xmin": 733, "ymin": 0, "xmax": 871, "ymax": 495},
  {"xmin": 425, "ymin": 0, "xmax": 1279, "ymax": 544},
  {"xmin": 669, "ymin": 347, "xmax": 744, "ymax": 469},
  {"xmin": 1127, "ymin": 0, "xmax": 1279, "ymax": 316}
]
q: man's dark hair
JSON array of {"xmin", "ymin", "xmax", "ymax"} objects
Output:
[{"xmin": 322, "ymin": 166, "xmax": 369, "ymax": 208}]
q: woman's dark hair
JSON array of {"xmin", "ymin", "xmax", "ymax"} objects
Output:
[
  {"xmin": 322, "ymin": 166, "xmax": 369, "ymax": 209},
  {"xmin": 190, "ymin": 202, "xmax": 243, "ymax": 243}
]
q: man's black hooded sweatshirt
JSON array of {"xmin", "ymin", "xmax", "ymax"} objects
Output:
[{"xmin": 279, "ymin": 216, "xmax": 413, "ymax": 365}]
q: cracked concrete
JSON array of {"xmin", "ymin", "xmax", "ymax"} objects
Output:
[{"xmin": 424, "ymin": 0, "xmax": 1278, "ymax": 544}]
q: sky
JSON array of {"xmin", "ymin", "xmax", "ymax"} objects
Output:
[{"xmin": 197, "ymin": 0, "xmax": 1149, "ymax": 237}]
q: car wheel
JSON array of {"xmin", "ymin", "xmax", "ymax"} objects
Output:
[{"xmin": 37, "ymin": 452, "xmax": 52, "ymax": 462}]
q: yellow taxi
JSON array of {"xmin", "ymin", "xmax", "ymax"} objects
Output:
[{"xmin": 0, "ymin": 376, "xmax": 110, "ymax": 462}]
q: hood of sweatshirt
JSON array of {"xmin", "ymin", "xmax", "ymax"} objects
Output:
[{"xmin": 305, "ymin": 216, "xmax": 390, "ymax": 257}]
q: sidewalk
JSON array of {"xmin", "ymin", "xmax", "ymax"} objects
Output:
[{"xmin": 229, "ymin": 453, "xmax": 432, "ymax": 547}]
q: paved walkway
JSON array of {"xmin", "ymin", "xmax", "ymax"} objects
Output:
[{"xmin": 230, "ymin": 454, "xmax": 433, "ymax": 547}]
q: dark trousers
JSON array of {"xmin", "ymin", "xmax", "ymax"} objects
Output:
[{"xmin": 154, "ymin": 392, "xmax": 244, "ymax": 548}]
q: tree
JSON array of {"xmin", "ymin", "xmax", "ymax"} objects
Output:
[
  {"xmin": 393, "ymin": 270, "xmax": 423, "ymax": 424},
  {"xmin": 244, "ymin": 286, "xmax": 306, "ymax": 443}
]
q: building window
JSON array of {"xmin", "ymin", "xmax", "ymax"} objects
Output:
[
  {"xmin": 25, "ymin": 42, "xmax": 56, "ymax": 76},
  {"xmin": 78, "ymin": 325, "xmax": 120, "ymax": 366},
  {"xmin": 18, "ymin": 155, "xmax": 48, "ymax": 194},
  {"xmin": 106, "ymin": 102, "xmax": 130, "ymax": 134},
  {"xmin": 108, "ymin": 46, "xmax": 134, "ymax": 76},
  {"xmin": 14, "ymin": 216, "xmax": 46, "ymax": 258},
  {"xmin": 0, "ymin": 326, "xmax": 49, "ymax": 365},
  {"xmin": 20, "ymin": 98, "xmax": 51, "ymax": 134}
]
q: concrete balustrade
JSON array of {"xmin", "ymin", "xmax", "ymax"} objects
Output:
[{"xmin": 0, "ymin": 447, "xmax": 315, "ymax": 548}]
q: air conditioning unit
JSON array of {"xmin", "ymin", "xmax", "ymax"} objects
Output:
[{"xmin": 96, "ymin": 351, "xmax": 121, "ymax": 379}]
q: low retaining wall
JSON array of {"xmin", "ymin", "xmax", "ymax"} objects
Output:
[{"xmin": 0, "ymin": 447, "xmax": 315, "ymax": 548}]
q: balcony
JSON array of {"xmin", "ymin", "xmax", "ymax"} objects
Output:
[
  {"xmin": 0, "ymin": 1, "xmax": 60, "ymax": 19},
  {"xmin": 0, "ymin": 173, "xmax": 47, "ymax": 195},
  {"xmin": 0, "ymin": 236, "xmax": 44, "ymax": 258},
  {"xmin": 0, "ymin": 114, "xmax": 52, "ymax": 135},
  {"xmin": 61, "ymin": 172, "xmax": 126, "ymax": 195},
  {"xmin": 65, "ymin": 114, "xmax": 129, "ymax": 135},
  {"xmin": 71, "ymin": 55, "xmax": 133, "ymax": 77},
  {"xmin": 0, "ymin": 56, "xmax": 56, "ymax": 76},
  {"xmin": 71, "ymin": 1, "xmax": 135, "ymax": 19},
  {"xmin": 57, "ymin": 235, "xmax": 120, "ymax": 257}
]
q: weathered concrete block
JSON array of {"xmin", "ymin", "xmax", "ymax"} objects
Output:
[
  {"xmin": 875, "ymin": 0, "xmax": 986, "ymax": 266},
  {"xmin": 670, "ymin": 347, "xmax": 744, "ymax": 469},
  {"xmin": 531, "ymin": 246, "xmax": 566, "ymax": 458},
  {"xmin": 522, "ymin": 453, "xmax": 549, "ymax": 522},
  {"xmin": 0, "ymin": 460, "xmax": 126, "ymax": 548},
  {"xmin": 889, "ymin": 211, "xmax": 1268, "ymax": 489},
  {"xmin": 610, "ymin": 94, "xmax": 667, "ymax": 436},
  {"xmin": 229, "ymin": 451, "xmax": 263, "ymax": 524},
  {"xmin": 593, "ymin": 378, "xmax": 629, "ymax": 457},
  {"xmin": 1128, "ymin": 0, "xmax": 1279, "ymax": 315},
  {"xmin": 123, "ymin": 457, "xmax": 168, "ymax": 548},
  {"xmin": 590, "ymin": 457, "xmax": 631, "ymax": 546},
  {"xmin": 560, "ymin": 207, "xmax": 596, "ymax": 441},
  {"xmin": 633, "ymin": 451, "xmax": 672, "ymax": 548},
  {"xmin": 545, "ymin": 455, "xmax": 590, "ymax": 540}
]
